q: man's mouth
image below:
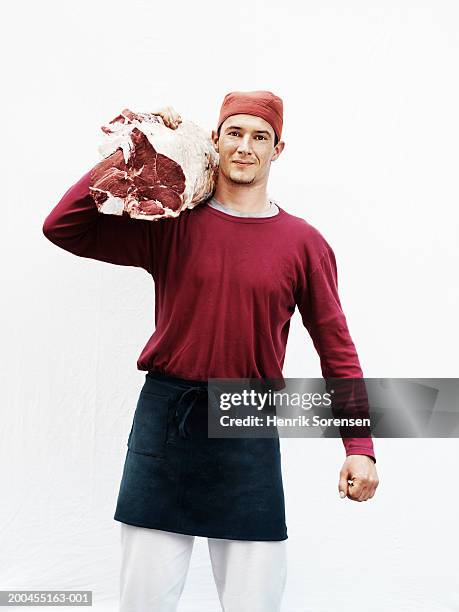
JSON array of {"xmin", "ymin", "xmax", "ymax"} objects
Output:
[{"xmin": 232, "ymin": 161, "xmax": 254, "ymax": 166}]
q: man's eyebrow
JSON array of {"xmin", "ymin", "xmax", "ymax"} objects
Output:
[{"xmin": 224, "ymin": 126, "xmax": 272, "ymax": 136}]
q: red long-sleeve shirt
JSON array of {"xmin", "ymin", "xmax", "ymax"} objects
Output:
[{"xmin": 42, "ymin": 168, "xmax": 376, "ymax": 462}]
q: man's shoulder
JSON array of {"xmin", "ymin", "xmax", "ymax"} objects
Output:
[{"xmin": 279, "ymin": 207, "xmax": 333, "ymax": 252}]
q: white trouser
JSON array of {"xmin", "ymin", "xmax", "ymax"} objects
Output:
[{"xmin": 119, "ymin": 523, "xmax": 287, "ymax": 612}]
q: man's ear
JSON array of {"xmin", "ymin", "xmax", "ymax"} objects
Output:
[
  {"xmin": 271, "ymin": 140, "xmax": 285, "ymax": 162},
  {"xmin": 211, "ymin": 129, "xmax": 219, "ymax": 152}
]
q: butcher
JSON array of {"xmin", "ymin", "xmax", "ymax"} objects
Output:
[{"xmin": 42, "ymin": 90, "xmax": 379, "ymax": 612}]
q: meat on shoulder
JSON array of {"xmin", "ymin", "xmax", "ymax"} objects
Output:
[{"xmin": 90, "ymin": 108, "xmax": 219, "ymax": 221}]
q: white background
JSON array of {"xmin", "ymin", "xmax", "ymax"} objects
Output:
[{"xmin": 2, "ymin": 1, "xmax": 459, "ymax": 610}]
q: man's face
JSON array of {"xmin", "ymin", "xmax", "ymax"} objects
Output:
[{"xmin": 211, "ymin": 114, "xmax": 284, "ymax": 185}]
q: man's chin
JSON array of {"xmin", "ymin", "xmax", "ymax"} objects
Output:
[{"xmin": 228, "ymin": 171, "xmax": 255, "ymax": 184}]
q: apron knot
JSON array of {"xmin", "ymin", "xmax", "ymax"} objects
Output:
[
  {"xmin": 174, "ymin": 385, "xmax": 223, "ymax": 439},
  {"xmin": 175, "ymin": 386, "xmax": 208, "ymax": 438}
]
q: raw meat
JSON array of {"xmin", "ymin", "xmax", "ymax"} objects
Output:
[{"xmin": 90, "ymin": 108, "xmax": 219, "ymax": 221}]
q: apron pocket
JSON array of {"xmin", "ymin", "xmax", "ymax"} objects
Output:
[{"xmin": 127, "ymin": 391, "xmax": 171, "ymax": 459}]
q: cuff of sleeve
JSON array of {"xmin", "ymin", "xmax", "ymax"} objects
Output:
[{"xmin": 342, "ymin": 438, "xmax": 376, "ymax": 464}]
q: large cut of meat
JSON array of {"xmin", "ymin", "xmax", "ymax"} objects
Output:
[{"xmin": 89, "ymin": 108, "xmax": 219, "ymax": 221}]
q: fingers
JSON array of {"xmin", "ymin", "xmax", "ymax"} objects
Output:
[
  {"xmin": 360, "ymin": 474, "xmax": 379, "ymax": 501},
  {"xmin": 345, "ymin": 479, "xmax": 364, "ymax": 501},
  {"xmin": 154, "ymin": 105, "xmax": 183, "ymax": 129},
  {"xmin": 346, "ymin": 478, "xmax": 378, "ymax": 502},
  {"xmin": 348, "ymin": 482, "xmax": 367, "ymax": 501}
]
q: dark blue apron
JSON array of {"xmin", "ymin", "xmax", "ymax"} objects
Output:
[{"xmin": 114, "ymin": 371, "xmax": 288, "ymax": 541}]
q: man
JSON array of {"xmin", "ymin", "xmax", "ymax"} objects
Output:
[{"xmin": 43, "ymin": 90, "xmax": 378, "ymax": 612}]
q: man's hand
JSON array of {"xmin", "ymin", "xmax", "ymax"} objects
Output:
[
  {"xmin": 152, "ymin": 106, "xmax": 182, "ymax": 130},
  {"xmin": 338, "ymin": 455, "xmax": 379, "ymax": 502}
]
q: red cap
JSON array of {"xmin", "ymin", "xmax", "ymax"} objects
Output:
[{"xmin": 217, "ymin": 90, "xmax": 283, "ymax": 142}]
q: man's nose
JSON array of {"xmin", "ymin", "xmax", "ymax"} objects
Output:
[{"xmin": 236, "ymin": 136, "xmax": 253, "ymax": 154}]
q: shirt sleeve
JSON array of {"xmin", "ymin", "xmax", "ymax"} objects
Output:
[
  {"xmin": 42, "ymin": 168, "xmax": 159, "ymax": 274},
  {"xmin": 295, "ymin": 244, "xmax": 376, "ymax": 463}
]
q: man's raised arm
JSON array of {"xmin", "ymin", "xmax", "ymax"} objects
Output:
[
  {"xmin": 42, "ymin": 168, "xmax": 156, "ymax": 273},
  {"xmin": 42, "ymin": 106, "xmax": 183, "ymax": 273}
]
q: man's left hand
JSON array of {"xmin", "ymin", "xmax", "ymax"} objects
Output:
[{"xmin": 338, "ymin": 455, "xmax": 379, "ymax": 502}]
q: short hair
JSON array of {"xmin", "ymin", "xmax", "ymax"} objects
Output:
[{"xmin": 217, "ymin": 125, "xmax": 279, "ymax": 147}]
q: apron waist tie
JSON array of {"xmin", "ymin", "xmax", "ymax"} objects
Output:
[{"xmin": 174, "ymin": 386, "xmax": 221, "ymax": 439}]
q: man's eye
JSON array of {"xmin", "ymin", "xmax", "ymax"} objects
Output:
[{"xmin": 228, "ymin": 132, "xmax": 265, "ymax": 140}]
